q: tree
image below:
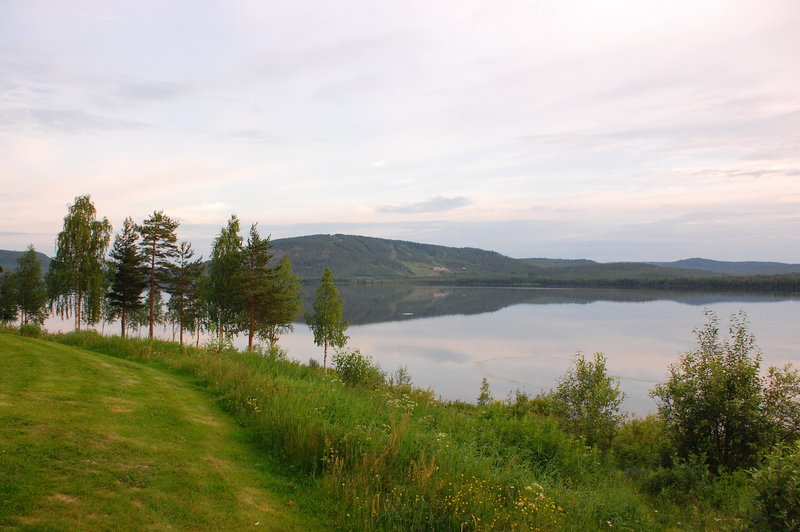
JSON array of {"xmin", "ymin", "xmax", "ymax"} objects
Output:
[
  {"xmin": 553, "ymin": 352, "xmax": 625, "ymax": 449},
  {"xmin": 261, "ymin": 254, "xmax": 302, "ymax": 347},
  {"xmin": 306, "ymin": 268, "xmax": 348, "ymax": 369},
  {"xmin": 139, "ymin": 211, "xmax": 179, "ymax": 339},
  {"xmin": 107, "ymin": 218, "xmax": 148, "ymax": 338},
  {"xmin": 240, "ymin": 224, "xmax": 275, "ymax": 351},
  {"xmin": 0, "ymin": 272, "xmax": 18, "ymax": 324},
  {"xmin": 651, "ymin": 310, "xmax": 800, "ymax": 471},
  {"xmin": 46, "ymin": 195, "xmax": 112, "ymax": 330},
  {"xmin": 165, "ymin": 241, "xmax": 204, "ymax": 346},
  {"xmin": 14, "ymin": 245, "xmax": 47, "ymax": 325},
  {"xmin": 208, "ymin": 215, "xmax": 243, "ymax": 347}
]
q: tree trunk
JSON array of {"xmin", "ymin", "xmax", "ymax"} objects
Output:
[
  {"xmin": 121, "ymin": 308, "xmax": 127, "ymax": 338},
  {"xmin": 75, "ymin": 293, "xmax": 83, "ymax": 331},
  {"xmin": 148, "ymin": 239, "xmax": 156, "ymax": 339}
]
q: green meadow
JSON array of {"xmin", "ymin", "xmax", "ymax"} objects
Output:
[
  {"xmin": 2, "ymin": 328, "xmax": 794, "ymax": 530},
  {"xmin": 0, "ymin": 333, "xmax": 328, "ymax": 531}
]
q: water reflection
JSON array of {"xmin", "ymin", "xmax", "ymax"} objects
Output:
[
  {"xmin": 283, "ymin": 286, "xmax": 800, "ymax": 415},
  {"xmin": 320, "ymin": 284, "xmax": 798, "ymax": 325}
]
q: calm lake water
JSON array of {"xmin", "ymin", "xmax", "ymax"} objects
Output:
[
  {"xmin": 279, "ymin": 285, "xmax": 800, "ymax": 416},
  {"xmin": 45, "ymin": 285, "xmax": 800, "ymax": 416}
]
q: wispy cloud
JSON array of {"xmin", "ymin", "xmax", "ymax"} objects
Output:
[{"xmin": 379, "ymin": 196, "xmax": 471, "ymax": 214}]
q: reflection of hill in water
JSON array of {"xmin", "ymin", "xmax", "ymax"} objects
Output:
[{"xmin": 300, "ymin": 285, "xmax": 799, "ymax": 326}]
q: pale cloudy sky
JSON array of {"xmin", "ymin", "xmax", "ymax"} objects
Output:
[{"xmin": 2, "ymin": 0, "xmax": 799, "ymax": 261}]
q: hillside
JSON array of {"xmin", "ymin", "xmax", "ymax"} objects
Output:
[
  {"xmin": 270, "ymin": 235, "xmax": 721, "ymax": 283},
  {"xmin": 0, "ymin": 249, "xmax": 51, "ymax": 273},
  {"xmin": 0, "ymin": 333, "xmax": 327, "ymax": 531},
  {"xmin": 651, "ymin": 257, "xmax": 800, "ymax": 276},
  {"xmin": 271, "ymin": 234, "xmax": 542, "ymax": 279}
]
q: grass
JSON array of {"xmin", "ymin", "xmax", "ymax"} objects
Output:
[
  {"xmin": 2, "ymin": 328, "xmax": 760, "ymax": 531},
  {"xmin": 0, "ymin": 332, "xmax": 330, "ymax": 531}
]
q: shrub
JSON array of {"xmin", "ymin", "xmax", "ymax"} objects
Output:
[
  {"xmin": 751, "ymin": 442, "xmax": 800, "ymax": 531},
  {"xmin": 552, "ymin": 352, "xmax": 625, "ymax": 449},
  {"xmin": 19, "ymin": 323, "xmax": 42, "ymax": 338},
  {"xmin": 651, "ymin": 310, "xmax": 800, "ymax": 472},
  {"xmin": 612, "ymin": 415, "xmax": 672, "ymax": 471},
  {"xmin": 332, "ymin": 348, "xmax": 385, "ymax": 388}
]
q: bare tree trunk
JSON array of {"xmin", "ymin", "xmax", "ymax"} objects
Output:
[{"xmin": 121, "ymin": 308, "xmax": 127, "ymax": 338}]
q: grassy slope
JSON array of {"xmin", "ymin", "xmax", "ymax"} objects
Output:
[{"xmin": 0, "ymin": 333, "xmax": 328, "ymax": 531}]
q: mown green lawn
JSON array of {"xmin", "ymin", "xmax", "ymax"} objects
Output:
[{"xmin": 0, "ymin": 333, "xmax": 327, "ymax": 531}]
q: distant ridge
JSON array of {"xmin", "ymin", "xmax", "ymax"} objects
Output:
[
  {"xmin": 650, "ymin": 258, "xmax": 800, "ymax": 276},
  {"xmin": 0, "ymin": 249, "xmax": 51, "ymax": 273},
  {"xmin": 271, "ymin": 234, "xmax": 541, "ymax": 279}
]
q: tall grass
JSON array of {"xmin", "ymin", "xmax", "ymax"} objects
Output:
[{"xmin": 47, "ymin": 331, "xmax": 753, "ymax": 530}]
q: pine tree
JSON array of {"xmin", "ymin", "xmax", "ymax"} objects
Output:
[
  {"xmin": 306, "ymin": 268, "xmax": 348, "ymax": 369},
  {"xmin": 47, "ymin": 195, "xmax": 112, "ymax": 330},
  {"xmin": 0, "ymin": 272, "xmax": 18, "ymax": 324},
  {"xmin": 208, "ymin": 215, "xmax": 243, "ymax": 348},
  {"xmin": 240, "ymin": 224, "xmax": 274, "ymax": 351},
  {"xmin": 139, "ymin": 211, "xmax": 179, "ymax": 339},
  {"xmin": 262, "ymin": 254, "xmax": 302, "ymax": 347},
  {"xmin": 165, "ymin": 241, "xmax": 204, "ymax": 346},
  {"xmin": 15, "ymin": 245, "xmax": 47, "ymax": 325},
  {"xmin": 107, "ymin": 218, "xmax": 148, "ymax": 338}
]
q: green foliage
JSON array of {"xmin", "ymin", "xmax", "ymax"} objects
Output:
[
  {"xmin": 260, "ymin": 254, "xmax": 303, "ymax": 347},
  {"xmin": 165, "ymin": 241, "xmax": 204, "ymax": 345},
  {"xmin": 612, "ymin": 415, "xmax": 672, "ymax": 471},
  {"xmin": 477, "ymin": 377, "xmax": 493, "ymax": 405},
  {"xmin": 139, "ymin": 210, "xmax": 180, "ymax": 339},
  {"xmin": 107, "ymin": 217, "xmax": 148, "ymax": 338},
  {"xmin": 0, "ymin": 272, "xmax": 17, "ymax": 323},
  {"xmin": 552, "ymin": 352, "xmax": 625, "ymax": 449},
  {"xmin": 306, "ymin": 267, "xmax": 348, "ymax": 368},
  {"xmin": 332, "ymin": 348, "xmax": 385, "ymax": 388},
  {"xmin": 208, "ymin": 215, "xmax": 244, "ymax": 345},
  {"xmin": 750, "ymin": 442, "xmax": 800, "ymax": 531},
  {"xmin": 13, "ymin": 245, "xmax": 47, "ymax": 325},
  {"xmin": 46, "ymin": 194, "xmax": 112, "ymax": 330},
  {"xmin": 651, "ymin": 309, "xmax": 798, "ymax": 472},
  {"xmin": 19, "ymin": 322, "xmax": 42, "ymax": 337}
]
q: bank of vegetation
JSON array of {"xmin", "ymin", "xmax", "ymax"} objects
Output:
[{"xmin": 4, "ymin": 308, "xmax": 797, "ymax": 531}]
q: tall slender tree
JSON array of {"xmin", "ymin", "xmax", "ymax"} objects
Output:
[
  {"xmin": 166, "ymin": 241, "xmax": 204, "ymax": 346},
  {"xmin": 15, "ymin": 245, "xmax": 47, "ymax": 325},
  {"xmin": 306, "ymin": 267, "xmax": 348, "ymax": 369},
  {"xmin": 107, "ymin": 217, "xmax": 148, "ymax": 338},
  {"xmin": 139, "ymin": 211, "xmax": 179, "ymax": 339},
  {"xmin": 0, "ymin": 271, "xmax": 18, "ymax": 324},
  {"xmin": 47, "ymin": 195, "xmax": 112, "ymax": 330},
  {"xmin": 262, "ymin": 254, "xmax": 302, "ymax": 347},
  {"xmin": 240, "ymin": 224, "xmax": 274, "ymax": 351},
  {"xmin": 208, "ymin": 215, "xmax": 243, "ymax": 347}
]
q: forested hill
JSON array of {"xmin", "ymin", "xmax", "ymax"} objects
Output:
[
  {"xmin": 0, "ymin": 249, "xmax": 51, "ymax": 273},
  {"xmin": 270, "ymin": 234, "xmax": 541, "ymax": 279},
  {"xmin": 269, "ymin": 234, "xmax": 716, "ymax": 282},
  {"xmin": 650, "ymin": 258, "xmax": 800, "ymax": 276}
]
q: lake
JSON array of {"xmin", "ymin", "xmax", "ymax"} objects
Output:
[
  {"xmin": 278, "ymin": 285, "xmax": 800, "ymax": 416},
  {"xmin": 44, "ymin": 285, "xmax": 800, "ymax": 416}
]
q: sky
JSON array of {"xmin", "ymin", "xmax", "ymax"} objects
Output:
[{"xmin": 1, "ymin": 0, "xmax": 799, "ymax": 262}]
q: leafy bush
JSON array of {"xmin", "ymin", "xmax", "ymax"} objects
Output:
[
  {"xmin": 651, "ymin": 310, "xmax": 799, "ymax": 471},
  {"xmin": 552, "ymin": 352, "xmax": 625, "ymax": 449},
  {"xmin": 19, "ymin": 323, "xmax": 42, "ymax": 338},
  {"xmin": 612, "ymin": 415, "xmax": 672, "ymax": 470},
  {"xmin": 332, "ymin": 348, "xmax": 385, "ymax": 388},
  {"xmin": 751, "ymin": 442, "xmax": 800, "ymax": 531}
]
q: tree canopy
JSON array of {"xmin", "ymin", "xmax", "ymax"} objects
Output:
[
  {"xmin": 306, "ymin": 267, "xmax": 348, "ymax": 369},
  {"xmin": 139, "ymin": 210, "xmax": 179, "ymax": 339},
  {"xmin": 46, "ymin": 195, "xmax": 112, "ymax": 330},
  {"xmin": 107, "ymin": 217, "xmax": 148, "ymax": 338}
]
